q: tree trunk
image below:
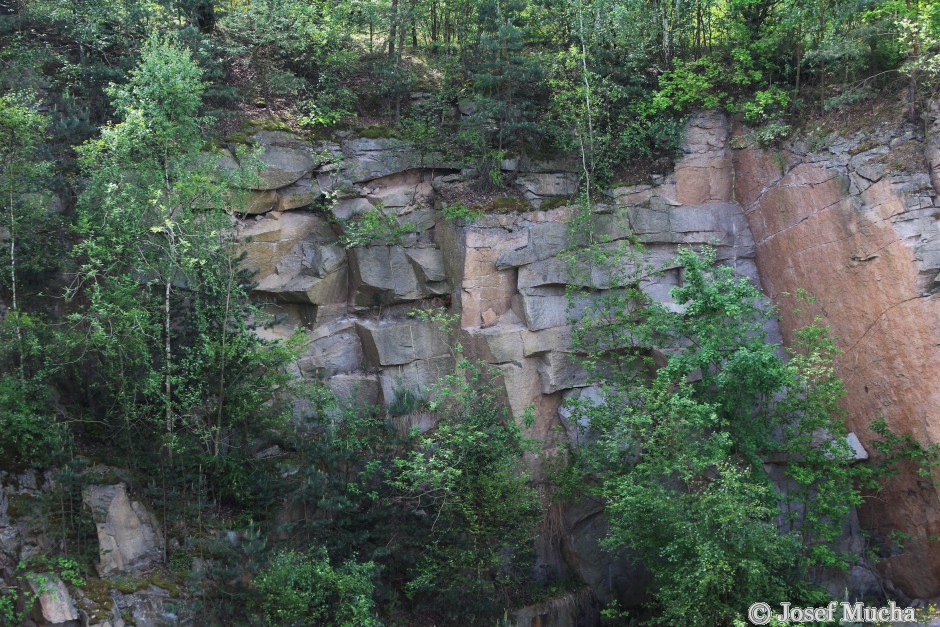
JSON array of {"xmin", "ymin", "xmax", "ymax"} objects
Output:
[
  {"xmin": 905, "ymin": 0, "xmax": 920, "ymax": 124},
  {"xmin": 8, "ymin": 184, "xmax": 23, "ymax": 380},
  {"xmin": 389, "ymin": 0, "xmax": 400, "ymax": 60},
  {"xmin": 165, "ymin": 279, "xmax": 172, "ymax": 435}
]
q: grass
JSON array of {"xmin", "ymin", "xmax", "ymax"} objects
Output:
[
  {"xmin": 356, "ymin": 124, "xmax": 401, "ymax": 140},
  {"xmin": 539, "ymin": 197, "xmax": 569, "ymax": 211},
  {"xmin": 387, "ymin": 388, "xmax": 426, "ymax": 417}
]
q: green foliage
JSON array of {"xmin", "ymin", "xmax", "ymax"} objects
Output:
[
  {"xmin": 441, "ymin": 202, "xmax": 484, "ymax": 224},
  {"xmin": 648, "ymin": 57, "xmax": 727, "ymax": 113},
  {"xmin": 387, "ymin": 387, "xmax": 427, "ymax": 417},
  {"xmin": 3, "ymin": 0, "xmax": 938, "ymax": 623},
  {"xmin": 391, "ymin": 370, "xmax": 540, "ymax": 619},
  {"xmin": 754, "ymin": 122, "xmax": 793, "ymax": 146},
  {"xmin": 252, "ymin": 549, "xmax": 379, "ymax": 627},
  {"xmin": 338, "ymin": 207, "xmax": 416, "ymax": 248},
  {"xmin": 0, "ymin": 586, "xmax": 19, "ymax": 626},
  {"xmin": 618, "ymin": 115, "xmax": 686, "ymax": 164},
  {"xmin": 0, "ymin": 377, "xmax": 66, "ymax": 469},
  {"xmin": 69, "ymin": 34, "xmax": 300, "ymax": 513},
  {"xmin": 389, "ymin": 309, "xmax": 541, "ymax": 621},
  {"xmin": 564, "ymin": 244, "xmax": 925, "ymax": 625},
  {"xmin": 18, "ymin": 555, "xmax": 86, "ymax": 587}
]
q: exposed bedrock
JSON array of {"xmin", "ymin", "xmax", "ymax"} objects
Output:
[
  {"xmin": 733, "ymin": 120, "xmax": 940, "ymax": 597},
  {"xmin": 231, "ymin": 110, "xmax": 939, "ymax": 604}
]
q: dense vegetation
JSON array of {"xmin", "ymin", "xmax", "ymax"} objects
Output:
[{"xmin": 1, "ymin": 0, "xmax": 939, "ymax": 624}]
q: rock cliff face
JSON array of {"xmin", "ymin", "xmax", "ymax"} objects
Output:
[
  {"xmin": 233, "ymin": 114, "xmax": 775, "ymax": 605},
  {"xmin": 234, "ymin": 110, "xmax": 939, "ymax": 602},
  {"xmin": 734, "ymin": 120, "xmax": 940, "ymax": 598}
]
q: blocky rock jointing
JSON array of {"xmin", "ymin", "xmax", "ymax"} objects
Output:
[{"xmin": 229, "ymin": 110, "xmax": 939, "ymax": 604}]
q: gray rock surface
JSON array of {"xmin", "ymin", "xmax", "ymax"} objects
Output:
[
  {"xmin": 27, "ymin": 573, "xmax": 80, "ymax": 625},
  {"xmin": 356, "ymin": 319, "xmax": 451, "ymax": 367},
  {"xmin": 251, "ymin": 131, "xmax": 319, "ymax": 190},
  {"xmin": 231, "ymin": 114, "xmax": 920, "ymax": 606},
  {"xmin": 82, "ymin": 484, "xmax": 163, "ymax": 577}
]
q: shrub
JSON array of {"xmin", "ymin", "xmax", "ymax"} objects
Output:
[
  {"xmin": 338, "ymin": 208, "xmax": 416, "ymax": 248},
  {"xmin": 252, "ymin": 549, "xmax": 379, "ymax": 627}
]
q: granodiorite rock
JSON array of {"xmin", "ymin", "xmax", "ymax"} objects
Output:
[
  {"xmin": 348, "ymin": 246, "xmax": 425, "ymax": 305},
  {"xmin": 674, "ymin": 111, "xmax": 734, "ymax": 204},
  {"xmin": 276, "ymin": 177, "xmax": 321, "ymax": 211},
  {"xmin": 250, "ymin": 131, "xmax": 319, "ymax": 190},
  {"xmin": 733, "ymin": 120, "xmax": 940, "ymax": 598},
  {"xmin": 355, "ymin": 319, "xmax": 451, "ymax": 367},
  {"xmin": 27, "ymin": 573, "xmax": 80, "ymax": 625},
  {"xmin": 82, "ymin": 484, "xmax": 164, "ymax": 577},
  {"xmin": 230, "ymin": 114, "xmax": 938, "ymax": 605}
]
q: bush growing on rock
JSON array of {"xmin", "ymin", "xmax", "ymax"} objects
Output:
[{"xmin": 565, "ymin": 245, "xmax": 936, "ymax": 624}]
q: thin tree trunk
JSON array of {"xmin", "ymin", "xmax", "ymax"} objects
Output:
[
  {"xmin": 578, "ymin": 5, "xmax": 595, "ymax": 216},
  {"xmin": 905, "ymin": 0, "xmax": 920, "ymax": 124},
  {"xmin": 8, "ymin": 184, "xmax": 23, "ymax": 380},
  {"xmin": 165, "ymin": 280, "xmax": 172, "ymax": 435},
  {"xmin": 214, "ymin": 253, "xmax": 234, "ymax": 458},
  {"xmin": 389, "ymin": 0, "xmax": 400, "ymax": 60}
]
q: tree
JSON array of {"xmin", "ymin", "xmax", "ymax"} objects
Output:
[
  {"xmin": 252, "ymin": 549, "xmax": 380, "ymax": 627},
  {"xmin": 71, "ymin": 34, "xmax": 298, "ymax": 501},
  {"xmin": 388, "ymin": 310, "xmax": 541, "ymax": 621},
  {"xmin": 0, "ymin": 92, "xmax": 52, "ymax": 377},
  {"xmin": 565, "ymin": 246, "xmax": 877, "ymax": 624},
  {"xmin": 0, "ymin": 93, "xmax": 68, "ymax": 469}
]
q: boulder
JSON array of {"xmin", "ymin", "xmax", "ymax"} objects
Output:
[
  {"xmin": 512, "ymin": 589, "xmax": 600, "ymax": 627},
  {"xmin": 236, "ymin": 212, "xmax": 334, "ymax": 282},
  {"xmin": 496, "ymin": 359, "xmax": 544, "ymax": 419},
  {"xmin": 331, "ymin": 197, "xmax": 375, "ymax": 221},
  {"xmin": 513, "ymin": 287, "xmax": 576, "ymax": 331},
  {"xmin": 608, "ymin": 184, "xmax": 654, "ymax": 206},
  {"xmin": 116, "ymin": 584, "xmax": 176, "ymax": 627},
  {"xmin": 251, "ymin": 131, "xmax": 319, "ymax": 190},
  {"xmin": 378, "ymin": 355, "xmax": 456, "ymax": 403},
  {"xmin": 369, "ymin": 187, "xmax": 415, "ymax": 208},
  {"xmin": 515, "ymin": 172, "xmax": 578, "ymax": 200},
  {"xmin": 277, "ymin": 177, "xmax": 321, "ymax": 210},
  {"xmin": 326, "ymin": 373, "xmax": 383, "ymax": 407},
  {"xmin": 356, "ymin": 319, "xmax": 451, "ymax": 367},
  {"xmin": 239, "ymin": 190, "xmax": 278, "ymax": 215},
  {"xmin": 449, "ymin": 225, "xmax": 525, "ymax": 327},
  {"xmin": 254, "ymin": 146, "xmax": 317, "ymax": 190},
  {"xmin": 537, "ymin": 351, "xmax": 588, "ymax": 394},
  {"xmin": 404, "ymin": 247, "xmax": 447, "ymax": 283},
  {"xmin": 82, "ymin": 484, "xmax": 163, "ymax": 577},
  {"xmin": 340, "ymin": 137, "xmax": 459, "ymax": 184},
  {"xmin": 255, "ymin": 243, "xmax": 348, "ymax": 305},
  {"xmin": 563, "ymin": 502, "xmax": 647, "ymax": 606},
  {"xmin": 674, "ymin": 112, "xmax": 733, "ymax": 204},
  {"xmin": 516, "ymin": 245, "xmax": 653, "ymax": 291},
  {"xmin": 27, "ymin": 573, "xmax": 80, "ymax": 625},
  {"xmin": 397, "ymin": 209, "xmax": 439, "ymax": 233},
  {"xmin": 558, "ymin": 386, "xmax": 605, "ymax": 445},
  {"xmin": 297, "ymin": 329, "xmax": 363, "ymax": 377},
  {"xmin": 523, "ymin": 325, "xmax": 571, "ymax": 357},
  {"xmin": 348, "ymin": 246, "xmax": 423, "ymax": 305},
  {"xmin": 216, "ymin": 147, "xmax": 240, "ymax": 174},
  {"xmin": 495, "ymin": 221, "xmax": 571, "ymax": 269},
  {"xmin": 464, "ymin": 323, "xmax": 528, "ymax": 364}
]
